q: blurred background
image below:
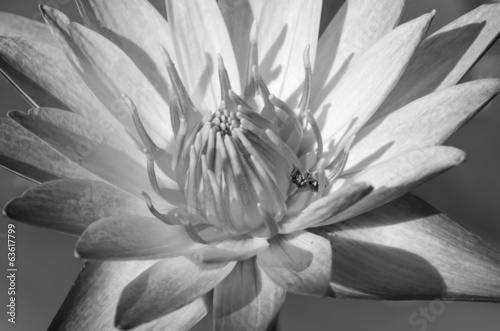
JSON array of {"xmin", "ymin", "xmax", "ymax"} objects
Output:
[{"xmin": 0, "ymin": 0, "xmax": 499, "ymax": 330}]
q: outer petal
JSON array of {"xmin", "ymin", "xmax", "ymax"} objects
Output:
[
  {"xmin": 257, "ymin": 231, "xmax": 332, "ymax": 297},
  {"xmin": 311, "ymin": 12, "xmax": 434, "ymax": 163},
  {"xmin": 312, "ymin": 0, "xmax": 405, "ymax": 109},
  {"xmin": 115, "ymin": 257, "xmax": 235, "ymax": 329},
  {"xmin": 214, "ymin": 258, "xmax": 286, "ymax": 331},
  {"xmin": 40, "ymin": 6, "xmax": 173, "ymax": 151},
  {"xmin": 0, "ymin": 119, "xmax": 95, "ymax": 183},
  {"xmin": 76, "ymin": 0, "xmax": 172, "ymax": 104},
  {"xmin": 374, "ymin": 1, "xmax": 500, "ymax": 121},
  {"xmin": 9, "ymin": 108, "xmax": 178, "ymax": 198},
  {"xmin": 48, "ymin": 261, "xmax": 211, "ymax": 331},
  {"xmin": 321, "ymin": 146, "xmax": 466, "ymax": 226},
  {"xmin": 3, "ymin": 179, "xmax": 151, "ymax": 236},
  {"xmin": 0, "ymin": 12, "xmax": 56, "ymax": 45},
  {"xmin": 165, "ymin": 0, "xmax": 241, "ymax": 110},
  {"xmin": 75, "ymin": 216, "xmax": 202, "ymax": 260},
  {"xmin": 319, "ymin": 194, "xmax": 500, "ymax": 301},
  {"xmin": 253, "ymin": 0, "xmax": 322, "ymax": 106},
  {"xmin": 346, "ymin": 79, "xmax": 500, "ymax": 174},
  {"xmin": 0, "ymin": 37, "xmax": 118, "ymax": 126}
]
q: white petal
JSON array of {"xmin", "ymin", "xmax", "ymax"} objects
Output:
[
  {"xmin": 76, "ymin": 0, "xmax": 173, "ymax": 105},
  {"xmin": 165, "ymin": 0, "xmax": 241, "ymax": 110},
  {"xmin": 346, "ymin": 79, "xmax": 500, "ymax": 174},
  {"xmin": 258, "ymin": 231, "xmax": 332, "ymax": 297},
  {"xmin": 253, "ymin": 0, "xmax": 322, "ymax": 106},
  {"xmin": 321, "ymin": 146, "xmax": 466, "ymax": 226},
  {"xmin": 214, "ymin": 259, "xmax": 286, "ymax": 331},
  {"xmin": 374, "ymin": 1, "xmax": 500, "ymax": 121},
  {"xmin": 312, "ymin": 0, "xmax": 405, "ymax": 110},
  {"xmin": 116, "ymin": 257, "xmax": 235, "ymax": 329},
  {"xmin": 40, "ymin": 6, "xmax": 173, "ymax": 151},
  {"xmin": 312, "ymin": 12, "xmax": 434, "ymax": 164}
]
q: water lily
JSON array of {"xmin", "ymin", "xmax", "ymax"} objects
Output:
[{"xmin": 1, "ymin": 0, "xmax": 500, "ymax": 330}]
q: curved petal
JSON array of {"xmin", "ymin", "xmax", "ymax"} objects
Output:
[
  {"xmin": 0, "ymin": 37, "xmax": 118, "ymax": 126},
  {"xmin": 311, "ymin": 12, "xmax": 434, "ymax": 164},
  {"xmin": 48, "ymin": 261, "xmax": 211, "ymax": 331},
  {"xmin": 194, "ymin": 237, "xmax": 269, "ymax": 263},
  {"xmin": 3, "ymin": 179, "xmax": 152, "ymax": 236},
  {"xmin": 0, "ymin": 119, "xmax": 95, "ymax": 183},
  {"xmin": 0, "ymin": 12, "xmax": 55, "ymax": 45},
  {"xmin": 253, "ymin": 0, "xmax": 322, "ymax": 106},
  {"xmin": 214, "ymin": 258, "xmax": 286, "ymax": 331},
  {"xmin": 75, "ymin": 216, "xmax": 202, "ymax": 260},
  {"xmin": 258, "ymin": 231, "xmax": 332, "ymax": 297},
  {"xmin": 40, "ymin": 5, "xmax": 173, "ymax": 151},
  {"xmin": 9, "ymin": 108, "xmax": 178, "ymax": 198},
  {"xmin": 280, "ymin": 182, "xmax": 373, "ymax": 234},
  {"xmin": 115, "ymin": 257, "xmax": 235, "ymax": 329},
  {"xmin": 374, "ymin": 1, "xmax": 500, "ymax": 121},
  {"xmin": 312, "ymin": 0, "xmax": 405, "ymax": 110},
  {"xmin": 346, "ymin": 79, "xmax": 500, "ymax": 174},
  {"xmin": 320, "ymin": 194, "xmax": 500, "ymax": 301},
  {"xmin": 76, "ymin": 0, "xmax": 172, "ymax": 104},
  {"xmin": 165, "ymin": 0, "xmax": 241, "ymax": 110},
  {"xmin": 321, "ymin": 146, "xmax": 466, "ymax": 226}
]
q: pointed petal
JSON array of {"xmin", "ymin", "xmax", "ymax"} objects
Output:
[
  {"xmin": 0, "ymin": 37, "xmax": 118, "ymax": 126},
  {"xmin": 48, "ymin": 261, "xmax": 211, "ymax": 331},
  {"xmin": 313, "ymin": 12, "xmax": 434, "ymax": 164},
  {"xmin": 258, "ymin": 231, "xmax": 332, "ymax": 297},
  {"xmin": 194, "ymin": 237, "xmax": 269, "ymax": 263},
  {"xmin": 346, "ymin": 79, "xmax": 500, "ymax": 173},
  {"xmin": 312, "ymin": 0, "xmax": 405, "ymax": 109},
  {"xmin": 253, "ymin": 0, "xmax": 322, "ymax": 106},
  {"xmin": 40, "ymin": 6, "xmax": 173, "ymax": 151},
  {"xmin": 214, "ymin": 258, "xmax": 286, "ymax": 331},
  {"xmin": 0, "ymin": 12, "xmax": 55, "ymax": 45},
  {"xmin": 3, "ymin": 179, "xmax": 151, "ymax": 236},
  {"xmin": 321, "ymin": 146, "xmax": 466, "ymax": 226},
  {"xmin": 75, "ymin": 216, "xmax": 202, "ymax": 260},
  {"xmin": 218, "ymin": 0, "xmax": 255, "ymax": 90},
  {"xmin": 280, "ymin": 182, "xmax": 373, "ymax": 233},
  {"xmin": 76, "ymin": 0, "xmax": 172, "ymax": 104},
  {"xmin": 9, "ymin": 108, "xmax": 178, "ymax": 197},
  {"xmin": 319, "ymin": 194, "xmax": 500, "ymax": 301},
  {"xmin": 115, "ymin": 257, "xmax": 235, "ymax": 329},
  {"xmin": 165, "ymin": 0, "xmax": 241, "ymax": 110},
  {"xmin": 0, "ymin": 119, "xmax": 95, "ymax": 183},
  {"xmin": 374, "ymin": 1, "xmax": 500, "ymax": 121}
]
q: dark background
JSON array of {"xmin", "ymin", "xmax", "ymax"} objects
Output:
[{"xmin": 0, "ymin": 0, "xmax": 499, "ymax": 330}]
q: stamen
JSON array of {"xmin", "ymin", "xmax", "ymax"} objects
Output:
[
  {"xmin": 207, "ymin": 168, "xmax": 238, "ymax": 235},
  {"xmin": 253, "ymin": 67, "xmax": 278, "ymax": 120},
  {"xmin": 176, "ymin": 212, "xmax": 208, "ymax": 245},
  {"xmin": 224, "ymin": 135, "xmax": 251, "ymax": 203},
  {"xmin": 233, "ymin": 128, "xmax": 276, "ymax": 180},
  {"xmin": 236, "ymin": 106, "xmax": 278, "ymax": 132},
  {"xmin": 141, "ymin": 192, "xmax": 177, "ymax": 225},
  {"xmin": 245, "ymin": 19, "xmax": 259, "ymax": 98},
  {"xmin": 299, "ymin": 45, "xmax": 312, "ymax": 118},
  {"xmin": 187, "ymin": 146, "xmax": 199, "ymax": 215},
  {"xmin": 206, "ymin": 129, "xmax": 216, "ymax": 170},
  {"xmin": 171, "ymin": 117, "xmax": 187, "ymax": 173},
  {"xmin": 201, "ymin": 156, "xmax": 218, "ymax": 225},
  {"xmin": 306, "ymin": 110, "xmax": 323, "ymax": 170},
  {"xmin": 326, "ymin": 134, "xmax": 356, "ymax": 183},
  {"xmin": 146, "ymin": 153, "xmax": 164, "ymax": 198},
  {"xmin": 124, "ymin": 94, "xmax": 160, "ymax": 157},
  {"xmin": 269, "ymin": 94, "xmax": 303, "ymax": 141},
  {"xmin": 315, "ymin": 158, "xmax": 327, "ymax": 200},
  {"xmin": 218, "ymin": 54, "xmax": 232, "ymax": 104}
]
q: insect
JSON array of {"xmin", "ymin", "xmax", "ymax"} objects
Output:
[{"xmin": 290, "ymin": 168, "xmax": 319, "ymax": 192}]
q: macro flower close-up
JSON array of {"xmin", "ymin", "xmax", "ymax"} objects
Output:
[{"xmin": 1, "ymin": 0, "xmax": 500, "ymax": 330}]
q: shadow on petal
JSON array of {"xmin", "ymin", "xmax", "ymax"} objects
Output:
[{"xmin": 329, "ymin": 237, "xmax": 446, "ymax": 299}]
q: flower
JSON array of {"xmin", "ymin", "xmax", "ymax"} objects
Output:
[{"xmin": 1, "ymin": 0, "xmax": 500, "ymax": 330}]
